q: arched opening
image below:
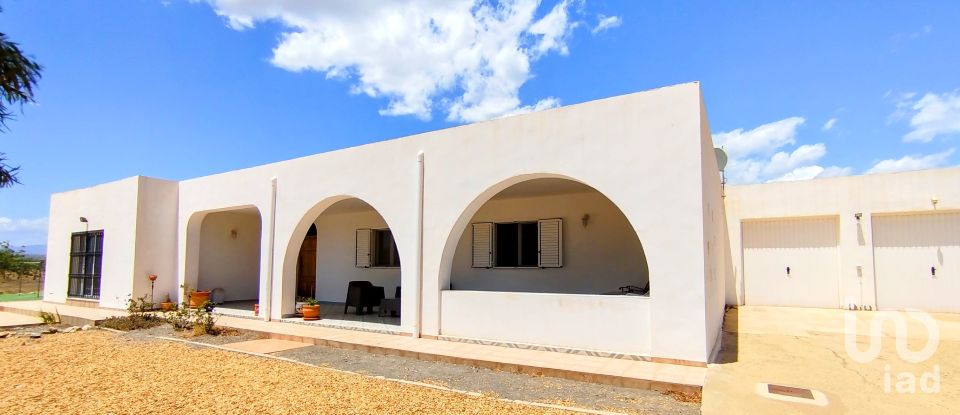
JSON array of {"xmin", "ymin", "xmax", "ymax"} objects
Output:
[
  {"xmin": 287, "ymin": 197, "xmax": 402, "ymax": 328},
  {"xmin": 448, "ymin": 177, "xmax": 649, "ymax": 295},
  {"xmin": 190, "ymin": 207, "xmax": 263, "ymax": 315},
  {"xmin": 437, "ymin": 176, "xmax": 652, "ymax": 354}
]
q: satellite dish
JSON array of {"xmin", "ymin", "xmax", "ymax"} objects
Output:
[{"xmin": 714, "ymin": 148, "xmax": 728, "ymax": 171}]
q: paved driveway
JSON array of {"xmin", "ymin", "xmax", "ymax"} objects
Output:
[{"xmin": 703, "ymin": 306, "xmax": 960, "ymax": 414}]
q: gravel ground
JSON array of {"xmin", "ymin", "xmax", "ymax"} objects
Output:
[
  {"xmin": 275, "ymin": 345, "xmax": 699, "ymax": 415},
  {"xmin": 119, "ymin": 323, "xmax": 267, "ymax": 345},
  {"xmin": 0, "ymin": 330, "xmax": 580, "ymax": 415},
  {"xmin": 1, "ymin": 324, "xmax": 699, "ymax": 414}
]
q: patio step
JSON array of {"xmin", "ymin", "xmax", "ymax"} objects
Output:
[{"xmin": 0, "ymin": 301, "xmax": 125, "ymax": 327}]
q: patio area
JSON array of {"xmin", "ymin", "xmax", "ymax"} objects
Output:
[{"xmin": 214, "ymin": 300, "xmax": 402, "ymax": 334}]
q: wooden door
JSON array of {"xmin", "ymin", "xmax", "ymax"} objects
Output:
[{"xmin": 296, "ymin": 235, "xmax": 317, "ymax": 299}]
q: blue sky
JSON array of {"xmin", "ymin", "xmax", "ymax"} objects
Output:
[{"xmin": 1, "ymin": 0, "xmax": 958, "ymax": 246}]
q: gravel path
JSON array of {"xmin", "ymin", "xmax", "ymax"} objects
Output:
[
  {"xmin": 275, "ymin": 345, "xmax": 699, "ymax": 415},
  {"xmin": 0, "ymin": 330, "xmax": 578, "ymax": 415}
]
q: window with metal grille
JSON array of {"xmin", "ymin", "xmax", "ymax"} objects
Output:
[{"xmin": 68, "ymin": 230, "xmax": 103, "ymax": 299}]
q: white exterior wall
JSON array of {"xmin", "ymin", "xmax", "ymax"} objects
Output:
[
  {"xmin": 314, "ymin": 209, "xmax": 401, "ymax": 303},
  {"xmin": 725, "ymin": 167, "xmax": 960, "ymax": 310},
  {"xmin": 449, "ymin": 190, "xmax": 648, "ymax": 294},
  {"xmin": 45, "ymin": 176, "xmax": 178, "ymax": 309},
  {"xmin": 47, "ymin": 83, "xmax": 721, "ymax": 363},
  {"xmin": 699, "ymin": 96, "xmax": 730, "ymax": 361},
  {"xmin": 131, "ymin": 177, "xmax": 179, "ymax": 304},
  {"xmin": 196, "ymin": 210, "xmax": 262, "ymax": 301},
  {"xmin": 441, "ymin": 291, "xmax": 651, "ymax": 354}
]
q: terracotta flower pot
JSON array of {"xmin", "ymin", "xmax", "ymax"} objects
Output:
[
  {"xmin": 301, "ymin": 304, "xmax": 321, "ymax": 321},
  {"xmin": 189, "ymin": 291, "xmax": 211, "ymax": 308},
  {"xmin": 160, "ymin": 302, "xmax": 175, "ymax": 312}
]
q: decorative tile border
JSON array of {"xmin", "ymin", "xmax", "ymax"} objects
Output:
[
  {"xmin": 437, "ymin": 335, "xmax": 653, "ymax": 361},
  {"xmin": 436, "ymin": 335, "xmax": 707, "ymax": 367},
  {"xmin": 278, "ymin": 317, "xmax": 407, "ymax": 336}
]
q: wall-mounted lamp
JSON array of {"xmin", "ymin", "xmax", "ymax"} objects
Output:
[
  {"xmin": 931, "ymin": 196, "xmax": 939, "ymax": 208},
  {"xmin": 581, "ymin": 214, "xmax": 590, "ymax": 227},
  {"xmin": 854, "ymin": 212, "xmax": 862, "ymax": 221},
  {"xmin": 230, "ymin": 229, "xmax": 238, "ymax": 239},
  {"xmin": 79, "ymin": 217, "xmax": 88, "ymax": 223}
]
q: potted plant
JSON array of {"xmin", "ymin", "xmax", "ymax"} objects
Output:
[
  {"xmin": 159, "ymin": 294, "xmax": 175, "ymax": 311},
  {"xmin": 182, "ymin": 283, "xmax": 211, "ymax": 309},
  {"xmin": 300, "ymin": 298, "xmax": 321, "ymax": 321},
  {"xmin": 295, "ymin": 296, "xmax": 308, "ymax": 316}
]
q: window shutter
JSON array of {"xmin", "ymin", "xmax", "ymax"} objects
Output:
[
  {"xmin": 538, "ymin": 218, "xmax": 562, "ymax": 268},
  {"xmin": 355, "ymin": 229, "xmax": 371, "ymax": 268},
  {"xmin": 471, "ymin": 222, "xmax": 493, "ymax": 268}
]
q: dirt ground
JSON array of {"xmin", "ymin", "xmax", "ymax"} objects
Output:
[
  {"xmin": 1, "ymin": 330, "xmax": 585, "ymax": 414},
  {"xmin": 121, "ymin": 325, "xmax": 696, "ymax": 414},
  {"xmin": 0, "ymin": 328, "xmax": 698, "ymax": 414}
]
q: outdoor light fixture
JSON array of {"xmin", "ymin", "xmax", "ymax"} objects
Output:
[
  {"xmin": 581, "ymin": 214, "xmax": 590, "ymax": 227},
  {"xmin": 148, "ymin": 274, "xmax": 158, "ymax": 305},
  {"xmin": 230, "ymin": 229, "xmax": 238, "ymax": 239},
  {"xmin": 931, "ymin": 196, "xmax": 939, "ymax": 207},
  {"xmin": 79, "ymin": 217, "xmax": 88, "ymax": 223},
  {"xmin": 854, "ymin": 213, "xmax": 862, "ymax": 221}
]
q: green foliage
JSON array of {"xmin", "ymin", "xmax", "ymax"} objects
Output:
[
  {"xmin": 0, "ymin": 241, "xmax": 39, "ymax": 278},
  {"xmin": 126, "ymin": 295, "xmax": 154, "ymax": 314},
  {"xmin": 303, "ymin": 297, "xmax": 319, "ymax": 306},
  {"xmin": 101, "ymin": 314, "xmax": 163, "ymax": 331},
  {"xmin": 0, "ymin": 15, "xmax": 43, "ymax": 188},
  {"xmin": 164, "ymin": 300, "xmax": 218, "ymax": 335},
  {"xmin": 39, "ymin": 309, "xmax": 60, "ymax": 324}
]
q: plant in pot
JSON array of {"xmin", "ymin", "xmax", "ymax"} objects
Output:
[
  {"xmin": 159, "ymin": 294, "xmax": 175, "ymax": 312},
  {"xmin": 300, "ymin": 298, "xmax": 321, "ymax": 321},
  {"xmin": 182, "ymin": 283, "xmax": 211, "ymax": 309},
  {"xmin": 295, "ymin": 296, "xmax": 308, "ymax": 317}
]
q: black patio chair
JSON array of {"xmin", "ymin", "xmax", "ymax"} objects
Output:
[{"xmin": 344, "ymin": 281, "xmax": 385, "ymax": 315}]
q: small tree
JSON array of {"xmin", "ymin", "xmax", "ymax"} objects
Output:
[
  {"xmin": 0, "ymin": 241, "xmax": 40, "ymax": 293},
  {"xmin": 0, "ymin": 10, "xmax": 43, "ymax": 188}
]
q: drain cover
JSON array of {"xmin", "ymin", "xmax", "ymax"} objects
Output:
[{"xmin": 767, "ymin": 384, "xmax": 814, "ymax": 400}]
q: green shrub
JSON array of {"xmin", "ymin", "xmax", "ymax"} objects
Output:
[
  {"xmin": 101, "ymin": 314, "xmax": 163, "ymax": 331},
  {"xmin": 39, "ymin": 309, "xmax": 60, "ymax": 324}
]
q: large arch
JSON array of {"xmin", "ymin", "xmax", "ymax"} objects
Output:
[
  {"xmin": 438, "ymin": 173, "xmax": 650, "ymax": 295},
  {"xmin": 279, "ymin": 195, "xmax": 406, "ymax": 325}
]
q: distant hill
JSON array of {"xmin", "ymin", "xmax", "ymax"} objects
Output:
[{"xmin": 17, "ymin": 244, "xmax": 46, "ymax": 259}]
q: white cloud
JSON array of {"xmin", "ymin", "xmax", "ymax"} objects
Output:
[
  {"xmin": 202, "ymin": 0, "xmax": 584, "ymax": 123},
  {"xmin": 0, "ymin": 217, "xmax": 48, "ymax": 246},
  {"xmin": 0, "ymin": 217, "xmax": 47, "ymax": 232},
  {"xmin": 591, "ymin": 14, "xmax": 621, "ymax": 34},
  {"xmin": 894, "ymin": 91, "xmax": 960, "ymax": 142},
  {"xmin": 714, "ymin": 117, "xmax": 851, "ymax": 184},
  {"xmin": 762, "ymin": 143, "xmax": 827, "ymax": 177},
  {"xmin": 822, "ymin": 118, "xmax": 837, "ymax": 131},
  {"xmin": 713, "ymin": 117, "xmax": 804, "ymax": 159},
  {"xmin": 866, "ymin": 149, "xmax": 955, "ymax": 174}
]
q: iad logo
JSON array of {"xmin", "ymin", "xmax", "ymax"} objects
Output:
[{"xmin": 843, "ymin": 298, "xmax": 940, "ymax": 394}]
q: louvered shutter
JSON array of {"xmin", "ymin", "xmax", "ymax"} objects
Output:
[
  {"xmin": 471, "ymin": 222, "xmax": 493, "ymax": 268},
  {"xmin": 355, "ymin": 229, "xmax": 371, "ymax": 268},
  {"xmin": 538, "ymin": 218, "xmax": 562, "ymax": 268}
]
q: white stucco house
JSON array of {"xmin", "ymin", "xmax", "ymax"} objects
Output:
[{"xmin": 42, "ymin": 82, "xmax": 960, "ymax": 367}]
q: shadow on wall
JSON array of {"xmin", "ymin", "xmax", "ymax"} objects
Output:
[
  {"xmin": 449, "ymin": 177, "xmax": 649, "ymax": 295},
  {"xmin": 197, "ymin": 208, "xmax": 262, "ymax": 302}
]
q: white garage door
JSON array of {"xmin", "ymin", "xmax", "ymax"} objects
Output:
[
  {"xmin": 743, "ymin": 217, "xmax": 840, "ymax": 308},
  {"xmin": 873, "ymin": 212, "xmax": 960, "ymax": 312}
]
